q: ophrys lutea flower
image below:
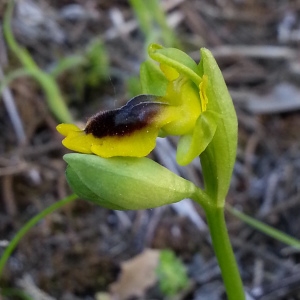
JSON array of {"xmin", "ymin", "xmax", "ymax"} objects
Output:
[
  {"xmin": 56, "ymin": 43, "xmax": 242, "ymax": 299},
  {"xmin": 57, "ymin": 44, "xmax": 220, "ymax": 166}
]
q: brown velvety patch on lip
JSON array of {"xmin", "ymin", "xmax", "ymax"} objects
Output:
[{"xmin": 84, "ymin": 95, "xmax": 166, "ymax": 138}]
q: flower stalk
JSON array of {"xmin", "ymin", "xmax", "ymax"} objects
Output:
[
  {"xmin": 194, "ymin": 190, "xmax": 245, "ymax": 299},
  {"xmin": 206, "ymin": 205, "xmax": 245, "ymax": 300}
]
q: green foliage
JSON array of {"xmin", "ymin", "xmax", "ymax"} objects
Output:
[
  {"xmin": 49, "ymin": 39, "xmax": 108, "ymax": 85},
  {"xmin": 227, "ymin": 204, "xmax": 300, "ymax": 249},
  {"xmin": 128, "ymin": 0, "xmax": 179, "ymax": 99},
  {"xmin": 156, "ymin": 250, "xmax": 189, "ymax": 296},
  {"xmin": 3, "ymin": 0, "xmax": 72, "ymax": 123},
  {"xmin": 3, "ymin": 0, "xmax": 109, "ymax": 121},
  {"xmin": 83, "ymin": 39, "xmax": 109, "ymax": 87},
  {"xmin": 49, "ymin": 55, "xmax": 86, "ymax": 78},
  {"xmin": 129, "ymin": 0, "xmax": 177, "ymax": 47},
  {"xmin": 66, "ymin": 39, "xmax": 109, "ymax": 101},
  {"xmin": 0, "ymin": 195, "xmax": 77, "ymax": 278}
]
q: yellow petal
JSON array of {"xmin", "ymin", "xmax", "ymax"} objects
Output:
[
  {"xmin": 56, "ymin": 123, "xmax": 81, "ymax": 136},
  {"xmin": 160, "ymin": 63, "xmax": 179, "ymax": 81},
  {"xmin": 161, "ymin": 78, "xmax": 201, "ymax": 135}
]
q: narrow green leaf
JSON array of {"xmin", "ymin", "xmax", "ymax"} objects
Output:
[
  {"xmin": 50, "ymin": 55, "xmax": 86, "ymax": 77},
  {"xmin": 129, "ymin": 0, "xmax": 153, "ymax": 38},
  {"xmin": 227, "ymin": 204, "xmax": 300, "ymax": 249}
]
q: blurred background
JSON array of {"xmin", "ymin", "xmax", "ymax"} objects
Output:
[{"xmin": 1, "ymin": 0, "xmax": 300, "ymax": 299}]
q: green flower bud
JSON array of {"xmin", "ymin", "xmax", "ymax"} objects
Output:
[{"xmin": 64, "ymin": 153, "xmax": 197, "ymax": 210}]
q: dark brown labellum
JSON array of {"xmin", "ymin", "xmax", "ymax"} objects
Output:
[{"xmin": 84, "ymin": 95, "xmax": 167, "ymax": 138}]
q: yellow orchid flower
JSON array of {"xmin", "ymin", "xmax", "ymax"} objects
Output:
[
  {"xmin": 59, "ymin": 44, "xmax": 241, "ymax": 299},
  {"xmin": 57, "ymin": 44, "xmax": 220, "ymax": 165},
  {"xmin": 57, "ymin": 69, "xmax": 206, "ymax": 160}
]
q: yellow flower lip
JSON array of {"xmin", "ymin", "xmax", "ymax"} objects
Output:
[
  {"xmin": 57, "ymin": 94, "xmax": 176, "ymax": 158},
  {"xmin": 56, "ymin": 123, "xmax": 81, "ymax": 136}
]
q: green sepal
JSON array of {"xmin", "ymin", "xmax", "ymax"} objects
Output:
[
  {"xmin": 148, "ymin": 43, "xmax": 202, "ymax": 86},
  {"xmin": 140, "ymin": 59, "xmax": 168, "ymax": 96},
  {"xmin": 64, "ymin": 153, "xmax": 197, "ymax": 210},
  {"xmin": 176, "ymin": 110, "xmax": 220, "ymax": 166},
  {"xmin": 198, "ymin": 49, "xmax": 238, "ymax": 206}
]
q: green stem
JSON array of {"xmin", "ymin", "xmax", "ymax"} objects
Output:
[
  {"xmin": 204, "ymin": 203, "xmax": 245, "ymax": 300},
  {"xmin": 0, "ymin": 194, "xmax": 78, "ymax": 278},
  {"xmin": 36, "ymin": 72, "xmax": 73, "ymax": 123},
  {"xmin": 3, "ymin": 0, "xmax": 38, "ymax": 71}
]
